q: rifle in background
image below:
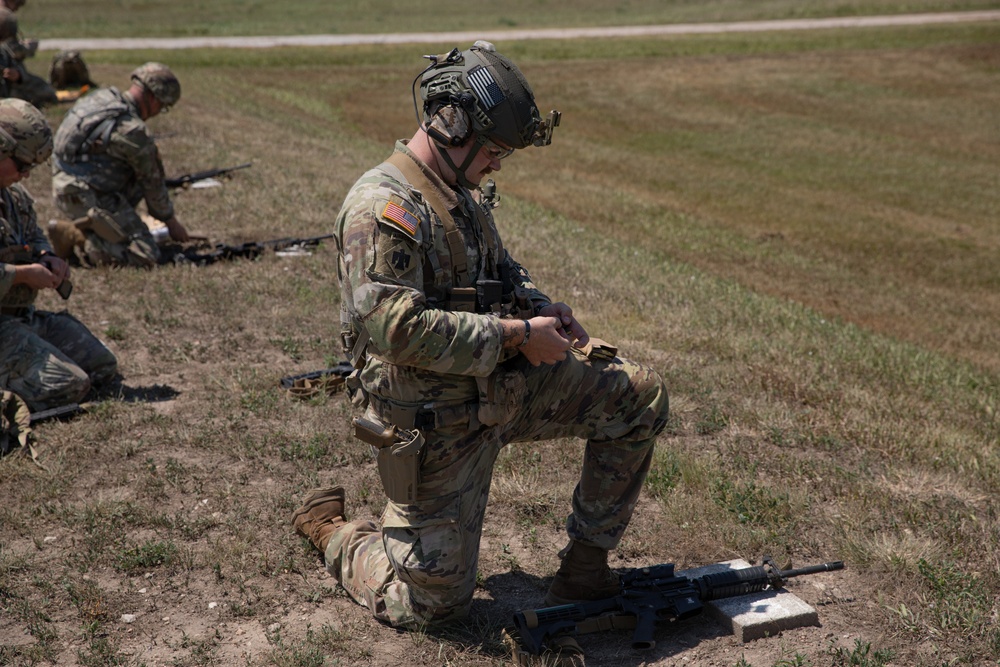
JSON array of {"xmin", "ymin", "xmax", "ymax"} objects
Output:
[
  {"xmin": 29, "ymin": 402, "xmax": 89, "ymax": 425},
  {"xmin": 512, "ymin": 557, "xmax": 844, "ymax": 655},
  {"xmin": 175, "ymin": 234, "xmax": 335, "ymax": 266},
  {"xmin": 280, "ymin": 362, "xmax": 354, "ymax": 399},
  {"xmin": 166, "ymin": 162, "xmax": 252, "ymax": 189}
]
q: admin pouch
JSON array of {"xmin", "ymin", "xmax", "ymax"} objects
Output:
[{"xmin": 82, "ymin": 207, "xmax": 130, "ymax": 244}]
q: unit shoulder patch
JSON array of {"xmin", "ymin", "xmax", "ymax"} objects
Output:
[{"xmin": 378, "ymin": 196, "xmax": 421, "ymax": 238}]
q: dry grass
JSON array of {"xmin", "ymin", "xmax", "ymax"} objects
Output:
[{"xmin": 1, "ymin": 18, "xmax": 999, "ymax": 667}]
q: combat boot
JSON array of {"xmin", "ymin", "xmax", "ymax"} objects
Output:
[
  {"xmin": 544, "ymin": 540, "xmax": 621, "ymax": 606},
  {"xmin": 290, "ymin": 486, "xmax": 346, "ymax": 553},
  {"xmin": 47, "ymin": 219, "xmax": 86, "ymax": 260}
]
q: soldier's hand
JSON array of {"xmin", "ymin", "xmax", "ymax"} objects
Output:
[
  {"xmin": 13, "ymin": 263, "xmax": 61, "ymax": 291},
  {"xmin": 2, "ymin": 67, "xmax": 20, "ymax": 83},
  {"xmin": 39, "ymin": 254, "xmax": 69, "ymax": 284},
  {"xmin": 519, "ymin": 316, "xmax": 572, "ymax": 367},
  {"xmin": 165, "ymin": 217, "xmax": 190, "ymax": 243},
  {"xmin": 538, "ymin": 302, "xmax": 589, "ymax": 349}
]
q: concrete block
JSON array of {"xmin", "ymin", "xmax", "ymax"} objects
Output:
[{"xmin": 676, "ymin": 559, "xmax": 820, "ymax": 642}]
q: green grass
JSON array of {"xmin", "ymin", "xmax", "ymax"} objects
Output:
[{"xmin": 19, "ymin": 0, "xmax": 1000, "ymax": 38}]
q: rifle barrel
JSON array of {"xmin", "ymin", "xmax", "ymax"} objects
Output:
[
  {"xmin": 166, "ymin": 162, "xmax": 252, "ymax": 188},
  {"xmin": 780, "ymin": 561, "xmax": 845, "ymax": 579}
]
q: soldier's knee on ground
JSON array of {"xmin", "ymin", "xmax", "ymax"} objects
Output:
[
  {"xmin": 384, "ymin": 524, "xmax": 476, "ymax": 623},
  {"xmin": 25, "ymin": 368, "xmax": 90, "ymax": 412}
]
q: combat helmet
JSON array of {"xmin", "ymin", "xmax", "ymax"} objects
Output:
[
  {"xmin": 416, "ymin": 41, "xmax": 559, "ymax": 186},
  {"xmin": 131, "ymin": 62, "xmax": 181, "ymax": 108},
  {"xmin": 0, "ymin": 99, "xmax": 52, "ymax": 169},
  {"xmin": 419, "ymin": 41, "xmax": 559, "ymax": 151}
]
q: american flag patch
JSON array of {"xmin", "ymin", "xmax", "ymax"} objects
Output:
[
  {"xmin": 381, "ymin": 201, "xmax": 419, "ymax": 236},
  {"xmin": 467, "ymin": 66, "xmax": 505, "ymax": 110}
]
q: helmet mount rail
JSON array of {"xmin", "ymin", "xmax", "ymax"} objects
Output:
[
  {"xmin": 409, "ymin": 41, "xmax": 560, "ymax": 187},
  {"xmin": 532, "ymin": 110, "xmax": 561, "ymax": 147}
]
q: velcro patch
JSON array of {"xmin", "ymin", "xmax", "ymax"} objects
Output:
[
  {"xmin": 468, "ymin": 66, "xmax": 505, "ymax": 110},
  {"xmin": 381, "ymin": 198, "xmax": 420, "ymax": 237}
]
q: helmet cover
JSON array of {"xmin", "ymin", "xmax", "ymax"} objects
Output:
[
  {"xmin": 0, "ymin": 98, "xmax": 52, "ymax": 167},
  {"xmin": 131, "ymin": 62, "xmax": 181, "ymax": 107}
]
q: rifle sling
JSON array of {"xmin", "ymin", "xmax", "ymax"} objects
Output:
[
  {"xmin": 574, "ymin": 613, "xmax": 637, "ymax": 635},
  {"xmin": 383, "ymin": 151, "xmax": 470, "ymax": 288}
]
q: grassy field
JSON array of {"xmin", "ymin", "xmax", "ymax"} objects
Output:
[
  {"xmin": 18, "ymin": 0, "xmax": 1000, "ymax": 38},
  {"xmin": 1, "ymin": 5, "xmax": 999, "ymax": 667}
]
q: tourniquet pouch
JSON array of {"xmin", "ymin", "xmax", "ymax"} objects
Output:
[
  {"xmin": 354, "ymin": 414, "xmax": 425, "ymax": 504},
  {"xmin": 475, "ymin": 365, "xmax": 527, "ymax": 427}
]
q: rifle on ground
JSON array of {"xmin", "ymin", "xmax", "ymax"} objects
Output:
[
  {"xmin": 29, "ymin": 402, "xmax": 88, "ymax": 425},
  {"xmin": 174, "ymin": 233, "xmax": 335, "ymax": 266},
  {"xmin": 165, "ymin": 162, "xmax": 252, "ymax": 189},
  {"xmin": 280, "ymin": 362, "xmax": 354, "ymax": 399},
  {"xmin": 512, "ymin": 557, "xmax": 844, "ymax": 655}
]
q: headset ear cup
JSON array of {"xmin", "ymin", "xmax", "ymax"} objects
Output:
[
  {"xmin": 427, "ymin": 104, "xmax": 472, "ymax": 148},
  {"xmin": 426, "ymin": 123, "xmax": 459, "ymax": 147}
]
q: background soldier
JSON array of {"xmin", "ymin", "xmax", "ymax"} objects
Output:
[
  {"xmin": 292, "ymin": 42, "xmax": 670, "ymax": 629},
  {"xmin": 0, "ymin": 0, "xmax": 57, "ymax": 108},
  {"xmin": 0, "ymin": 99, "xmax": 117, "ymax": 411},
  {"xmin": 50, "ymin": 62, "xmax": 189, "ymax": 267}
]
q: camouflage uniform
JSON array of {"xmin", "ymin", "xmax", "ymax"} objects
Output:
[
  {"xmin": 0, "ymin": 183, "xmax": 117, "ymax": 411},
  {"xmin": 0, "ymin": 7, "xmax": 57, "ymax": 108},
  {"xmin": 51, "ymin": 87, "xmax": 173, "ymax": 267},
  {"xmin": 328, "ymin": 141, "xmax": 669, "ymax": 627}
]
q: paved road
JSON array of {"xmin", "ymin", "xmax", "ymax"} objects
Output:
[{"xmin": 39, "ymin": 10, "xmax": 1000, "ymax": 51}]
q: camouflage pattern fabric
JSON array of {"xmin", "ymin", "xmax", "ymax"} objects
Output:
[
  {"xmin": 0, "ymin": 310, "xmax": 116, "ymax": 411},
  {"xmin": 0, "ymin": 34, "xmax": 21, "ymax": 99},
  {"xmin": 0, "ymin": 184, "xmax": 117, "ymax": 411},
  {"xmin": 0, "ymin": 8, "xmax": 16, "ymax": 42},
  {"xmin": 51, "ymin": 87, "xmax": 173, "ymax": 267},
  {"xmin": 8, "ymin": 70, "xmax": 59, "ymax": 109},
  {"xmin": 326, "ymin": 142, "xmax": 670, "ymax": 627},
  {"xmin": 0, "ymin": 389, "xmax": 30, "ymax": 456},
  {"xmin": 338, "ymin": 141, "xmax": 550, "ymax": 403},
  {"xmin": 0, "ymin": 8, "xmax": 56, "ymax": 108},
  {"xmin": 0, "ymin": 184, "xmax": 44, "ymax": 308}
]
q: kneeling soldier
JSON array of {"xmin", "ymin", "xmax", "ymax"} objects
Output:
[
  {"xmin": 0, "ymin": 99, "xmax": 117, "ymax": 410},
  {"xmin": 292, "ymin": 42, "xmax": 669, "ymax": 629}
]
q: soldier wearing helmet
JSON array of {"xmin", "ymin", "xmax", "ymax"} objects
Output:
[
  {"xmin": 50, "ymin": 62, "xmax": 189, "ymax": 268},
  {"xmin": 291, "ymin": 43, "xmax": 669, "ymax": 629},
  {"xmin": 0, "ymin": 99, "xmax": 118, "ymax": 412},
  {"xmin": 0, "ymin": 0, "xmax": 57, "ymax": 108}
]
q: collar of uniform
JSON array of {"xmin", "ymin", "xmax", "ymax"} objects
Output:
[
  {"xmin": 119, "ymin": 87, "xmax": 142, "ymax": 117},
  {"xmin": 395, "ymin": 139, "xmax": 460, "ymax": 212}
]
